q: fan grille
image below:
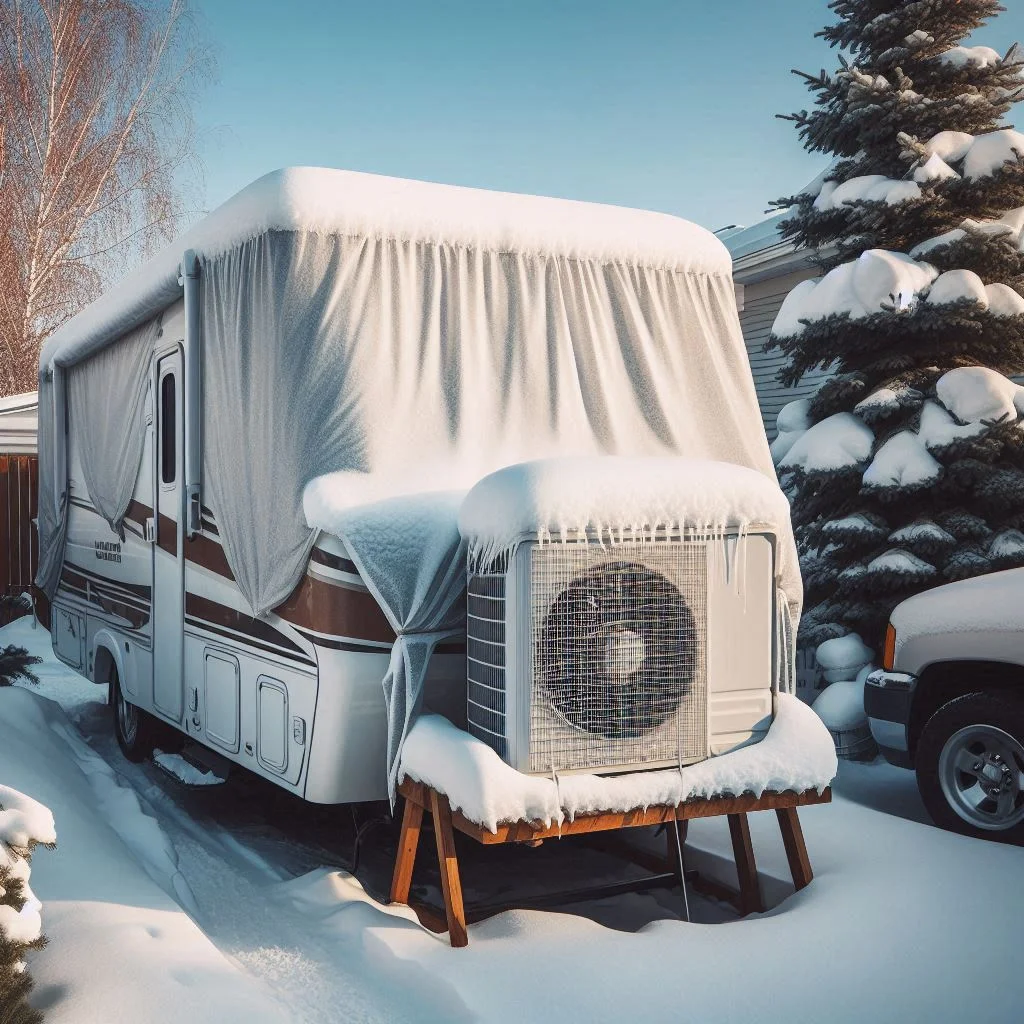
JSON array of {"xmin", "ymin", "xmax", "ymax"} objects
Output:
[{"xmin": 529, "ymin": 541, "xmax": 708, "ymax": 773}]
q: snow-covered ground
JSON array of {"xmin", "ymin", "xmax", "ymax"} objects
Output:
[{"xmin": 1, "ymin": 613, "xmax": 1021, "ymax": 1023}]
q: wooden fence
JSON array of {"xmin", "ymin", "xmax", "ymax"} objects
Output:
[{"xmin": 1, "ymin": 454, "xmax": 39, "ymax": 625}]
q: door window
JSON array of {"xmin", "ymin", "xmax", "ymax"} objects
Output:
[{"xmin": 160, "ymin": 371, "xmax": 176, "ymax": 486}]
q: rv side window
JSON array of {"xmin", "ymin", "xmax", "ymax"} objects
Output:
[{"xmin": 160, "ymin": 372, "xmax": 176, "ymax": 485}]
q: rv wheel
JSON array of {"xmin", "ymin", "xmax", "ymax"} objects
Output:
[{"xmin": 110, "ymin": 667, "xmax": 160, "ymax": 762}]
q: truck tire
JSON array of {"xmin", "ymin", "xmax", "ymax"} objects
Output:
[
  {"xmin": 916, "ymin": 692, "xmax": 1024, "ymax": 843},
  {"xmin": 110, "ymin": 666, "xmax": 161, "ymax": 762}
]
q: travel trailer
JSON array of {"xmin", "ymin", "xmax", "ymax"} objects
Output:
[{"xmin": 35, "ymin": 168, "xmax": 800, "ymax": 804}]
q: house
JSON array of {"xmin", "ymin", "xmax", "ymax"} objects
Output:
[
  {"xmin": 1, "ymin": 391, "xmax": 39, "ymax": 612},
  {"xmin": 719, "ymin": 214, "xmax": 832, "ymax": 442}
]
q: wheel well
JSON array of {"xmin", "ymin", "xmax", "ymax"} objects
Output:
[
  {"xmin": 93, "ymin": 644, "xmax": 117, "ymax": 686},
  {"xmin": 909, "ymin": 661, "xmax": 1024, "ymax": 756}
]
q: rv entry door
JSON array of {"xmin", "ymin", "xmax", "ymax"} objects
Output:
[{"xmin": 152, "ymin": 348, "xmax": 185, "ymax": 721}]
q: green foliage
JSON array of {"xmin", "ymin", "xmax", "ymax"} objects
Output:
[{"xmin": 771, "ymin": 0, "xmax": 1024, "ymax": 652}]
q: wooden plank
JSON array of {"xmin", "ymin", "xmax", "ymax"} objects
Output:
[
  {"xmin": 0, "ymin": 456, "xmax": 10, "ymax": 595},
  {"xmin": 17, "ymin": 457, "xmax": 32, "ymax": 590},
  {"xmin": 776, "ymin": 806, "xmax": 814, "ymax": 890},
  {"xmin": 390, "ymin": 796, "xmax": 424, "ymax": 905},
  {"xmin": 397, "ymin": 777, "xmax": 831, "ymax": 846},
  {"xmin": 430, "ymin": 790, "xmax": 468, "ymax": 948},
  {"xmin": 728, "ymin": 813, "xmax": 764, "ymax": 915},
  {"xmin": 8, "ymin": 456, "xmax": 22, "ymax": 594}
]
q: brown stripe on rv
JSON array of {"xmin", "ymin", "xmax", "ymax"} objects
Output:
[
  {"xmin": 124, "ymin": 499, "xmax": 152, "ymax": 525},
  {"xmin": 184, "ymin": 593, "xmax": 307, "ymax": 654},
  {"xmin": 184, "ymin": 531, "xmax": 393, "ymax": 643}
]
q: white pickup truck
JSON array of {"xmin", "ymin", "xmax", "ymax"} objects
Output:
[{"xmin": 865, "ymin": 567, "xmax": 1024, "ymax": 842}]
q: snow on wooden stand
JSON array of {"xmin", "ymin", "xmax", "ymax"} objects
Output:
[
  {"xmin": 390, "ymin": 778, "xmax": 831, "ymax": 947},
  {"xmin": 389, "ymin": 695, "xmax": 837, "ymax": 946}
]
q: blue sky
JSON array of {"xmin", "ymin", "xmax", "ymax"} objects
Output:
[{"xmin": 193, "ymin": 0, "xmax": 1024, "ymax": 234}]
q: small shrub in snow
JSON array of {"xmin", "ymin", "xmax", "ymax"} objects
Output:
[
  {"xmin": 0, "ymin": 785, "xmax": 56, "ymax": 1024},
  {"xmin": 767, "ymin": 0, "xmax": 1024, "ymax": 652},
  {"xmin": 0, "ymin": 599, "xmax": 41, "ymax": 690}
]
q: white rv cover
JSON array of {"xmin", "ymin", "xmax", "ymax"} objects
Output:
[{"xmin": 36, "ymin": 168, "xmax": 799, "ymax": 793}]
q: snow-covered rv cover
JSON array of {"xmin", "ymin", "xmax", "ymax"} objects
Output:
[{"xmin": 41, "ymin": 167, "xmax": 731, "ymax": 371}]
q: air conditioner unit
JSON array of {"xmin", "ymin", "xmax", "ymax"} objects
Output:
[{"xmin": 466, "ymin": 531, "xmax": 778, "ymax": 775}]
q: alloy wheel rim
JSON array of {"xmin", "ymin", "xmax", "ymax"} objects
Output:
[{"xmin": 938, "ymin": 724, "xmax": 1024, "ymax": 831}]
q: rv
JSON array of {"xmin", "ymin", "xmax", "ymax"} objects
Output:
[{"xmin": 35, "ymin": 168, "xmax": 799, "ymax": 804}]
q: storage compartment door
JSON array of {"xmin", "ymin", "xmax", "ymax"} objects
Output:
[
  {"xmin": 53, "ymin": 604, "xmax": 84, "ymax": 668},
  {"xmin": 204, "ymin": 651, "xmax": 240, "ymax": 753},
  {"xmin": 257, "ymin": 676, "xmax": 288, "ymax": 774}
]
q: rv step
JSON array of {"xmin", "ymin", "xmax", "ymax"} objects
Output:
[{"xmin": 152, "ymin": 741, "xmax": 231, "ymax": 788}]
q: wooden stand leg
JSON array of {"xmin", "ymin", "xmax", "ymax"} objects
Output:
[
  {"xmin": 390, "ymin": 796, "xmax": 424, "ymax": 905},
  {"xmin": 727, "ymin": 813, "xmax": 764, "ymax": 915},
  {"xmin": 430, "ymin": 790, "xmax": 469, "ymax": 948},
  {"xmin": 776, "ymin": 806, "xmax": 813, "ymax": 890}
]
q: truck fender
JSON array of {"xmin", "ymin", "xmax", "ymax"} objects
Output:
[{"xmin": 90, "ymin": 629, "xmax": 127, "ymax": 690}]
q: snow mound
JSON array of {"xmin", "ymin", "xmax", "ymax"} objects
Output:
[
  {"xmin": 936, "ymin": 366, "xmax": 1024, "ymax": 423},
  {"xmin": 457, "ymin": 457, "xmax": 792, "ymax": 569},
  {"xmin": 822, "ymin": 514, "xmax": 887, "ymax": 540},
  {"xmin": 153, "ymin": 751, "xmax": 223, "ymax": 786},
  {"xmin": 399, "ymin": 695, "xmax": 837, "ymax": 832},
  {"xmin": 777, "ymin": 399, "xmax": 812, "ymax": 434},
  {"xmin": 815, "ymin": 634, "xmax": 873, "ymax": 683},
  {"xmin": 989, "ymin": 529, "xmax": 1024, "ymax": 560},
  {"xmin": 924, "ymin": 130, "xmax": 977, "ymax": 164},
  {"xmin": 771, "ymin": 250, "xmax": 937, "ymax": 338},
  {"xmin": 779, "ymin": 413, "xmax": 873, "ymax": 473},
  {"xmin": 812, "ymin": 681, "xmax": 867, "ymax": 732},
  {"xmin": 813, "ymin": 175, "xmax": 922, "ymax": 211},
  {"xmin": 889, "ymin": 521, "xmax": 955, "ymax": 546},
  {"xmin": 865, "ymin": 549, "xmax": 937, "ymax": 579},
  {"xmin": 910, "ymin": 228, "xmax": 966, "ymax": 256},
  {"xmin": 963, "ymin": 129, "xmax": 1024, "ymax": 181},
  {"xmin": 926, "ymin": 269, "xmax": 988, "ymax": 307},
  {"xmin": 863, "ymin": 431, "xmax": 940, "ymax": 489},
  {"xmin": 913, "ymin": 153, "xmax": 960, "ymax": 183},
  {"xmin": 985, "ymin": 283, "xmax": 1024, "ymax": 317},
  {"xmin": 917, "ymin": 399, "xmax": 987, "ymax": 448},
  {"xmin": 938, "ymin": 45, "xmax": 1002, "ymax": 69},
  {"xmin": 0, "ymin": 783, "xmax": 56, "ymax": 850}
]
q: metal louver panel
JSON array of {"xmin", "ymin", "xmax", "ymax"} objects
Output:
[{"xmin": 466, "ymin": 571, "xmax": 508, "ymax": 761}]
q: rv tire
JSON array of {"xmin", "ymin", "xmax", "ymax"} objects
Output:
[{"xmin": 110, "ymin": 667, "xmax": 161, "ymax": 762}]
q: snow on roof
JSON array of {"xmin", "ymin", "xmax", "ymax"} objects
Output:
[{"xmin": 42, "ymin": 167, "xmax": 729, "ymax": 372}]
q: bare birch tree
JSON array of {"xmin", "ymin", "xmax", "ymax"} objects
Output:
[{"xmin": 0, "ymin": 0, "xmax": 210, "ymax": 396}]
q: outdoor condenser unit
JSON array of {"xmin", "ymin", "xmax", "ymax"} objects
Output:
[{"xmin": 466, "ymin": 531, "xmax": 779, "ymax": 774}]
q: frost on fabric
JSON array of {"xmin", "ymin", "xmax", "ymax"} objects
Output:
[
  {"xmin": 771, "ymin": 250, "xmax": 937, "ymax": 338},
  {"xmin": 892, "ymin": 567, "xmax": 1024, "ymax": 645},
  {"xmin": 863, "ymin": 431, "xmax": 941, "ymax": 489},
  {"xmin": 779, "ymin": 413, "xmax": 873, "ymax": 474},
  {"xmin": 457, "ymin": 457, "xmax": 793, "ymax": 572},
  {"xmin": 935, "ymin": 367, "xmax": 1024, "ymax": 423},
  {"xmin": 42, "ymin": 167, "xmax": 731, "ymax": 372},
  {"xmin": 399, "ymin": 695, "xmax": 837, "ymax": 832}
]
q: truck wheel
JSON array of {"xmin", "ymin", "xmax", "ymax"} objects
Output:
[
  {"xmin": 916, "ymin": 693, "xmax": 1024, "ymax": 842},
  {"xmin": 110, "ymin": 666, "xmax": 160, "ymax": 762}
]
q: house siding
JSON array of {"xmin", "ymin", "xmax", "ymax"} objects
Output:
[{"xmin": 739, "ymin": 269, "xmax": 832, "ymax": 441}]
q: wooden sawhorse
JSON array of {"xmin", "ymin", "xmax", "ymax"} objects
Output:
[{"xmin": 390, "ymin": 778, "xmax": 832, "ymax": 947}]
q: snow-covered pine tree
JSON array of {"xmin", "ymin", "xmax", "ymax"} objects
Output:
[
  {"xmin": 0, "ymin": 598, "xmax": 40, "ymax": 688},
  {"xmin": 768, "ymin": 0, "xmax": 1024, "ymax": 652}
]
